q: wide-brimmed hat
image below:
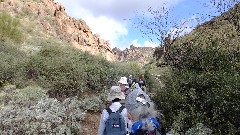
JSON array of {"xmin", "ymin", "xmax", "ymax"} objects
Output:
[
  {"xmin": 118, "ymin": 77, "xmax": 128, "ymax": 85},
  {"xmin": 107, "ymin": 86, "xmax": 125, "ymax": 101}
]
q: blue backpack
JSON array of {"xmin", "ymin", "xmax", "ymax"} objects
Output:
[
  {"xmin": 131, "ymin": 117, "xmax": 161, "ymax": 135},
  {"xmin": 104, "ymin": 106, "xmax": 126, "ymax": 135}
]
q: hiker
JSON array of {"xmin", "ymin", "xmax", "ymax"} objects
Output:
[
  {"xmin": 125, "ymin": 87, "xmax": 162, "ymax": 135},
  {"xmin": 139, "ymin": 74, "xmax": 146, "ymax": 92},
  {"xmin": 98, "ymin": 86, "xmax": 130, "ymax": 135},
  {"xmin": 118, "ymin": 77, "xmax": 132, "ymax": 96},
  {"xmin": 127, "ymin": 75, "xmax": 133, "ymax": 87},
  {"xmin": 130, "ymin": 78, "xmax": 140, "ymax": 91}
]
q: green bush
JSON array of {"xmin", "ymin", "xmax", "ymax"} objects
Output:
[
  {"xmin": 0, "ymin": 12, "xmax": 24, "ymax": 43},
  {"xmin": 154, "ymin": 26, "xmax": 240, "ymax": 134},
  {"xmin": 0, "ymin": 33, "xmax": 143, "ymax": 109},
  {"xmin": 23, "ymin": 43, "xmax": 140, "ymax": 101},
  {"xmin": 0, "ymin": 41, "xmax": 26, "ymax": 87},
  {"xmin": 113, "ymin": 61, "xmax": 143, "ymax": 80}
]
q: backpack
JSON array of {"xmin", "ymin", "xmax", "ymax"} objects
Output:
[
  {"xmin": 104, "ymin": 106, "xmax": 126, "ymax": 135},
  {"xmin": 131, "ymin": 117, "xmax": 161, "ymax": 135},
  {"xmin": 132, "ymin": 128, "xmax": 162, "ymax": 135}
]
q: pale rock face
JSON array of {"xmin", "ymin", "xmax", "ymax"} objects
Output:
[{"xmin": 113, "ymin": 45, "xmax": 156, "ymax": 66}]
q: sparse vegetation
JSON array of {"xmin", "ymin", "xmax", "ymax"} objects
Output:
[{"xmin": 0, "ymin": 12, "xmax": 24, "ymax": 43}]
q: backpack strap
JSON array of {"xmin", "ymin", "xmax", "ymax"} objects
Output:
[
  {"xmin": 117, "ymin": 105, "xmax": 125, "ymax": 113},
  {"xmin": 123, "ymin": 88, "xmax": 129, "ymax": 93},
  {"xmin": 105, "ymin": 105, "xmax": 125, "ymax": 115},
  {"xmin": 105, "ymin": 107, "xmax": 112, "ymax": 115}
]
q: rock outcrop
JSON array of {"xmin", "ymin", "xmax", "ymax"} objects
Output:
[
  {"xmin": 0, "ymin": 0, "xmax": 116, "ymax": 61},
  {"xmin": 113, "ymin": 45, "xmax": 155, "ymax": 66},
  {"xmin": 0, "ymin": 0, "xmax": 160, "ymax": 64}
]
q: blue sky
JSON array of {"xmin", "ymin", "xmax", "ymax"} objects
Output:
[{"xmin": 53, "ymin": 0, "xmax": 224, "ymax": 50}]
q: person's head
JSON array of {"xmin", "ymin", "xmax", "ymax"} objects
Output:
[
  {"xmin": 118, "ymin": 77, "xmax": 128, "ymax": 85},
  {"xmin": 129, "ymin": 75, "xmax": 133, "ymax": 79},
  {"xmin": 107, "ymin": 86, "xmax": 125, "ymax": 102},
  {"xmin": 118, "ymin": 77, "xmax": 128, "ymax": 89},
  {"xmin": 140, "ymin": 74, "xmax": 144, "ymax": 78}
]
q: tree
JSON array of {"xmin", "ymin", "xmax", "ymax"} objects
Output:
[
  {"xmin": 135, "ymin": 5, "xmax": 194, "ymax": 46},
  {"xmin": 134, "ymin": 4, "xmax": 199, "ymax": 62}
]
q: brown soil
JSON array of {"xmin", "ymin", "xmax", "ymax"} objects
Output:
[{"xmin": 80, "ymin": 112, "xmax": 101, "ymax": 135}]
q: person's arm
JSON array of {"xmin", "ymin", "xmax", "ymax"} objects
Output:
[{"xmin": 98, "ymin": 109, "xmax": 108, "ymax": 135}]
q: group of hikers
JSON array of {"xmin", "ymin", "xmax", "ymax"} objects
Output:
[{"xmin": 98, "ymin": 74, "xmax": 165, "ymax": 135}]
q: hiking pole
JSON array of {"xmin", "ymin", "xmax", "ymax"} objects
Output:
[{"xmin": 126, "ymin": 122, "xmax": 129, "ymax": 135}]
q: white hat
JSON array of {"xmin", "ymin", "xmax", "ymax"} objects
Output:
[
  {"xmin": 118, "ymin": 77, "xmax": 128, "ymax": 85},
  {"xmin": 107, "ymin": 86, "xmax": 125, "ymax": 101}
]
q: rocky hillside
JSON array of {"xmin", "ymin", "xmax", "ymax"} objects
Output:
[
  {"xmin": 0, "ymin": 0, "xmax": 116, "ymax": 61},
  {"xmin": 113, "ymin": 45, "xmax": 155, "ymax": 66},
  {"xmin": 0, "ymin": 0, "xmax": 159, "ymax": 65}
]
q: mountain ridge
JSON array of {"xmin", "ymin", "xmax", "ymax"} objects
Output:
[
  {"xmin": 0, "ymin": 0, "xmax": 117, "ymax": 61},
  {"xmin": 0, "ymin": 0, "xmax": 158, "ymax": 65}
]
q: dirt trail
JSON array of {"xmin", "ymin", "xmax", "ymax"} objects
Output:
[{"xmin": 80, "ymin": 112, "xmax": 101, "ymax": 135}]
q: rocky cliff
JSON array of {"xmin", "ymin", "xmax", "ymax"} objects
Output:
[
  {"xmin": 113, "ymin": 45, "xmax": 155, "ymax": 66},
  {"xmin": 0, "ymin": 0, "xmax": 116, "ymax": 61},
  {"xmin": 0, "ymin": 0, "xmax": 159, "ymax": 64}
]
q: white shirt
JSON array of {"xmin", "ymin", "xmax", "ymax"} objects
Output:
[{"xmin": 97, "ymin": 102, "xmax": 130, "ymax": 135}]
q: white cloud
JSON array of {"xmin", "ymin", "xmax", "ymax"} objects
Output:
[
  {"xmin": 54, "ymin": 0, "xmax": 185, "ymax": 49},
  {"xmin": 55, "ymin": 0, "xmax": 184, "ymax": 20},
  {"xmin": 143, "ymin": 41, "xmax": 159, "ymax": 47},
  {"xmin": 131, "ymin": 39, "xmax": 158, "ymax": 48},
  {"xmin": 83, "ymin": 15, "xmax": 128, "ymax": 48}
]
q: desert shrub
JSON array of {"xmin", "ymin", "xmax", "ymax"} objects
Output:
[
  {"xmin": 0, "ymin": 85, "xmax": 85, "ymax": 134},
  {"xmin": 113, "ymin": 61, "xmax": 143, "ymax": 80},
  {"xmin": 0, "ymin": 53, "xmax": 17, "ymax": 86},
  {"xmin": 153, "ymin": 26, "xmax": 240, "ymax": 134},
  {"xmin": 81, "ymin": 96, "xmax": 105, "ymax": 112},
  {"xmin": 0, "ymin": 12, "xmax": 23, "ymax": 43},
  {"xmin": 0, "ymin": 33, "xmax": 142, "ymax": 109},
  {"xmin": 24, "ymin": 45, "xmax": 88, "ymax": 98},
  {"xmin": 0, "ymin": 42, "xmax": 26, "ymax": 87},
  {"xmin": 185, "ymin": 123, "xmax": 212, "ymax": 135},
  {"xmin": 23, "ymin": 44, "xmax": 132, "ymax": 100}
]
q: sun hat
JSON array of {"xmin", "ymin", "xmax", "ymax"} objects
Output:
[
  {"xmin": 107, "ymin": 86, "xmax": 125, "ymax": 101},
  {"xmin": 118, "ymin": 77, "xmax": 128, "ymax": 85}
]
